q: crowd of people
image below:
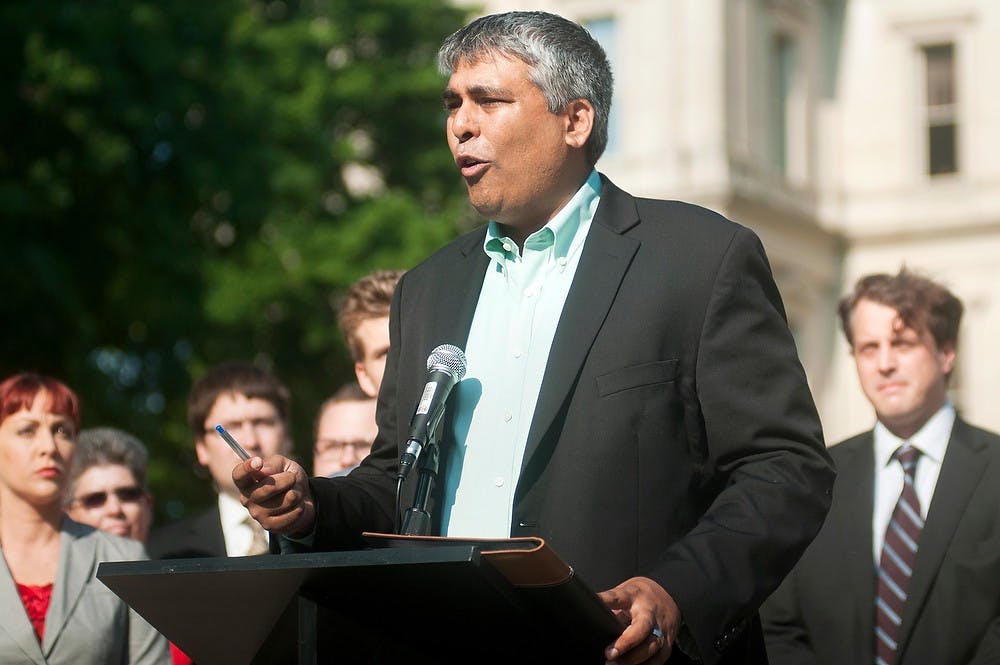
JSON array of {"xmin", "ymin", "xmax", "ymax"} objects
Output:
[
  {"xmin": 0, "ymin": 267, "xmax": 396, "ymax": 664},
  {"xmin": 3, "ymin": 9, "xmax": 998, "ymax": 665}
]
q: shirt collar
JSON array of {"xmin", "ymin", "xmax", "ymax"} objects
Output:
[
  {"xmin": 218, "ymin": 491, "xmax": 250, "ymax": 531},
  {"xmin": 483, "ymin": 169, "xmax": 601, "ymax": 264},
  {"xmin": 874, "ymin": 402, "xmax": 955, "ymax": 468}
]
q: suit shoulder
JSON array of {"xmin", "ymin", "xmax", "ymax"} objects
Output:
[
  {"xmin": 147, "ymin": 506, "xmax": 222, "ymax": 558},
  {"xmin": 405, "ymin": 225, "xmax": 485, "ymax": 276},
  {"xmin": 955, "ymin": 418, "xmax": 1000, "ymax": 453},
  {"xmin": 149, "ymin": 506, "xmax": 214, "ymax": 536},
  {"xmin": 828, "ymin": 431, "xmax": 872, "ymax": 461},
  {"xmin": 633, "ymin": 196, "xmax": 746, "ymax": 239},
  {"xmin": 64, "ymin": 518, "xmax": 148, "ymax": 561}
]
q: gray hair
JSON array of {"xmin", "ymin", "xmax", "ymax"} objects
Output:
[
  {"xmin": 65, "ymin": 427, "xmax": 149, "ymax": 503},
  {"xmin": 438, "ymin": 11, "xmax": 613, "ymax": 165}
]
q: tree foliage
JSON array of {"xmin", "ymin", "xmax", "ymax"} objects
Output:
[{"xmin": 0, "ymin": 0, "xmax": 471, "ymax": 521}]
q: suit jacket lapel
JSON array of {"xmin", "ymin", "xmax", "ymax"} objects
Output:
[
  {"xmin": 0, "ymin": 549, "xmax": 46, "ymax": 664},
  {"xmin": 898, "ymin": 418, "xmax": 987, "ymax": 653},
  {"xmin": 518, "ymin": 179, "xmax": 639, "ymax": 478},
  {"xmin": 200, "ymin": 507, "xmax": 227, "ymax": 557},
  {"xmin": 434, "ymin": 229, "xmax": 490, "ymax": 351},
  {"xmin": 838, "ymin": 436, "xmax": 878, "ymax": 663},
  {"xmin": 43, "ymin": 519, "xmax": 96, "ymax": 657}
]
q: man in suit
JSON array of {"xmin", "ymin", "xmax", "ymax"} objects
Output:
[
  {"xmin": 235, "ymin": 11, "xmax": 834, "ymax": 664},
  {"xmin": 762, "ymin": 269, "xmax": 1000, "ymax": 665},
  {"xmin": 148, "ymin": 361, "xmax": 292, "ymax": 559},
  {"xmin": 312, "ymin": 382, "xmax": 377, "ymax": 477}
]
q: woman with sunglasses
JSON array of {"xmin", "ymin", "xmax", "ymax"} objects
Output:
[
  {"xmin": 0, "ymin": 372, "xmax": 169, "ymax": 664},
  {"xmin": 65, "ymin": 427, "xmax": 153, "ymax": 543}
]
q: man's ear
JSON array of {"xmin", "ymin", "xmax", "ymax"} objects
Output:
[
  {"xmin": 939, "ymin": 343, "xmax": 957, "ymax": 376},
  {"xmin": 194, "ymin": 438, "xmax": 211, "ymax": 466},
  {"xmin": 355, "ymin": 362, "xmax": 378, "ymax": 398},
  {"xmin": 563, "ymin": 98, "xmax": 595, "ymax": 150}
]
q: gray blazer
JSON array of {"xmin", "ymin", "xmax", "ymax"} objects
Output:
[{"xmin": 0, "ymin": 518, "xmax": 169, "ymax": 665}]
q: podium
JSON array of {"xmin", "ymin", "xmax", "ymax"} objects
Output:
[{"xmin": 97, "ymin": 539, "xmax": 622, "ymax": 664}]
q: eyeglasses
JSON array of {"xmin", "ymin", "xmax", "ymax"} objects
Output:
[
  {"xmin": 314, "ymin": 440, "xmax": 374, "ymax": 455},
  {"xmin": 72, "ymin": 486, "xmax": 145, "ymax": 509},
  {"xmin": 205, "ymin": 417, "xmax": 281, "ymax": 437}
]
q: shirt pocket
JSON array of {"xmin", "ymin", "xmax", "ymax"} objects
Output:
[{"xmin": 596, "ymin": 359, "xmax": 678, "ymax": 397}]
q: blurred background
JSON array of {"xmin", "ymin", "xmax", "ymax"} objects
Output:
[{"xmin": 4, "ymin": 0, "xmax": 998, "ymax": 524}]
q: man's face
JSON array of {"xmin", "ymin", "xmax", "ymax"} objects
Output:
[
  {"xmin": 313, "ymin": 399, "xmax": 378, "ymax": 477},
  {"xmin": 195, "ymin": 392, "xmax": 291, "ymax": 497},
  {"xmin": 354, "ymin": 315, "xmax": 390, "ymax": 398},
  {"xmin": 444, "ymin": 54, "xmax": 590, "ymax": 236},
  {"xmin": 850, "ymin": 299, "xmax": 955, "ymax": 438},
  {"xmin": 66, "ymin": 463, "xmax": 152, "ymax": 542}
]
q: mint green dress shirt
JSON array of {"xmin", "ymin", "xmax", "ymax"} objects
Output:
[{"xmin": 440, "ymin": 169, "xmax": 602, "ymax": 537}]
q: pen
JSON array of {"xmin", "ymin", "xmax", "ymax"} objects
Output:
[{"xmin": 215, "ymin": 424, "xmax": 251, "ymax": 460}]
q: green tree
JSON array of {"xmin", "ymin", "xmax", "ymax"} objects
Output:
[{"xmin": 0, "ymin": 0, "xmax": 470, "ymax": 522}]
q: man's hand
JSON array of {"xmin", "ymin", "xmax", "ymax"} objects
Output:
[
  {"xmin": 232, "ymin": 455, "xmax": 316, "ymax": 537},
  {"xmin": 599, "ymin": 576, "xmax": 681, "ymax": 665}
]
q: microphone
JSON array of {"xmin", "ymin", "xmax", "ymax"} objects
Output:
[{"xmin": 396, "ymin": 344, "xmax": 467, "ymax": 481}]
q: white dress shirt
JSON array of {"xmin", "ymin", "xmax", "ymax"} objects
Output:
[
  {"xmin": 218, "ymin": 491, "xmax": 259, "ymax": 556},
  {"xmin": 872, "ymin": 403, "xmax": 955, "ymax": 563}
]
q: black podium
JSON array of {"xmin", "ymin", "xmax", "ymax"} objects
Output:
[{"xmin": 97, "ymin": 540, "xmax": 621, "ymax": 664}]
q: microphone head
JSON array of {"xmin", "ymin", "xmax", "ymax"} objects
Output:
[{"xmin": 427, "ymin": 344, "xmax": 467, "ymax": 381}]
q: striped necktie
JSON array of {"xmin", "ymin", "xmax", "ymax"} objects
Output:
[{"xmin": 875, "ymin": 444, "xmax": 923, "ymax": 665}]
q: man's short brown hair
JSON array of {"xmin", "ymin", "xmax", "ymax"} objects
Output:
[
  {"xmin": 337, "ymin": 270, "xmax": 404, "ymax": 361},
  {"xmin": 312, "ymin": 382, "xmax": 371, "ymax": 441},
  {"xmin": 186, "ymin": 361, "xmax": 291, "ymax": 438},
  {"xmin": 838, "ymin": 268, "xmax": 964, "ymax": 349}
]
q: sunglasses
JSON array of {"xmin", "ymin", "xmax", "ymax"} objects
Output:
[{"xmin": 73, "ymin": 486, "xmax": 146, "ymax": 509}]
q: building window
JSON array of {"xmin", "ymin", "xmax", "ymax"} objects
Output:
[
  {"xmin": 584, "ymin": 17, "xmax": 620, "ymax": 156},
  {"xmin": 924, "ymin": 43, "xmax": 958, "ymax": 176},
  {"xmin": 771, "ymin": 33, "xmax": 797, "ymax": 176}
]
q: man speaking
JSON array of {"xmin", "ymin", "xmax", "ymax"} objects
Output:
[{"xmin": 235, "ymin": 11, "xmax": 834, "ymax": 665}]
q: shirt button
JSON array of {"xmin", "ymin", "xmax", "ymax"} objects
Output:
[
  {"xmin": 503, "ymin": 412, "xmax": 512, "ymax": 422},
  {"xmin": 556, "ymin": 257, "xmax": 567, "ymax": 266},
  {"xmin": 524, "ymin": 287, "xmax": 535, "ymax": 297},
  {"xmin": 502, "ymin": 241, "xmax": 513, "ymax": 252},
  {"xmin": 513, "ymin": 349, "xmax": 522, "ymax": 358},
  {"xmin": 494, "ymin": 477, "xmax": 504, "ymax": 487}
]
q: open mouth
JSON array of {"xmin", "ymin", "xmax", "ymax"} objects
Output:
[{"xmin": 456, "ymin": 155, "xmax": 488, "ymax": 179}]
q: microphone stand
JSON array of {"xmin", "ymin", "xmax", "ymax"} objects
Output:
[{"xmin": 400, "ymin": 436, "xmax": 439, "ymax": 536}]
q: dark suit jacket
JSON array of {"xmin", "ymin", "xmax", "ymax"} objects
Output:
[
  {"xmin": 761, "ymin": 418, "xmax": 1000, "ymax": 665},
  {"xmin": 308, "ymin": 176, "xmax": 834, "ymax": 664},
  {"xmin": 147, "ymin": 505, "xmax": 227, "ymax": 559}
]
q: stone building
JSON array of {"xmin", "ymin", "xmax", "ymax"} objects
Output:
[{"xmin": 455, "ymin": 0, "xmax": 1000, "ymax": 442}]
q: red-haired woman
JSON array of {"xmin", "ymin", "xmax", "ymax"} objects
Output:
[{"xmin": 0, "ymin": 372, "xmax": 169, "ymax": 664}]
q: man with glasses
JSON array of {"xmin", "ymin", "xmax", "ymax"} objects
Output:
[
  {"xmin": 148, "ymin": 361, "xmax": 293, "ymax": 559},
  {"xmin": 312, "ymin": 382, "xmax": 377, "ymax": 477},
  {"xmin": 65, "ymin": 426, "xmax": 154, "ymax": 543}
]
